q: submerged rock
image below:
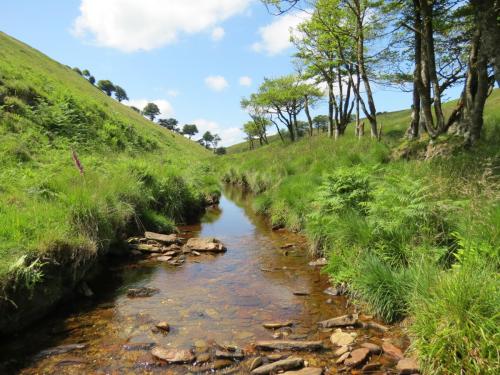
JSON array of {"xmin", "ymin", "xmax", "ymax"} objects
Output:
[
  {"xmin": 215, "ymin": 349, "xmax": 245, "ymax": 359},
  {"xmin": 151, "ymin": 347, "xmax": 195, "ymax": 363},
  {"xmin": 34, "ymin": 344, "xmax": 87, "ymax": 359},
  {"xmin": 154, "ymin": 321, "xmax": 170, "ymax": 332},
  {"xmin": 184, "ymin": 237, "xmax": 227, "ymax": 252},
  {"xmin": 318, "ymin": 314, "xmax": 359, "ymax": 328},
  {"xmin": 123, "ymin": 342, "xmax": 155, "ymax": 351},
  {"xmin": 255, "ymin": 340, "xmax": 324, "ymax": 351},
  {"xmin": 144, "ymin": 231, "xmax": 180, "ymax": 245},
  {"xmin": 251, "ymin": 356, "xmax": 304, "ymax": 374},
  {"xmin": 344, "ymin": 348, "xmax": 370, "ymax": 368},
  {"xmin": 126, "ymin": 287, "xmax": 159, "ymax": 298},
  {"xmin": 263, "ymin": 321, "xmax": 293, "ymax": 329},
  {"xmin": 360, "ymin": 342, "xmax": 382, "ymax": 354},
  {"xmin": 330, "ymin": 329, "xmax": 356, "ymax": 346},
  {"xmin": 382, "ymin": 342, "xmax": 404, "ymax": 360}
]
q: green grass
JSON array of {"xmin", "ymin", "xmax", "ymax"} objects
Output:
[
  {"xmin": 219, "ymin": 89, "xmax": 500, "ymax": 373},
  {"xmin": 0, "ymin": 32, "xmax": 218, "ymax": 287}
]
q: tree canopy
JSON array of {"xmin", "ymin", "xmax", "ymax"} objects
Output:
[
  {"xmin": 97, "ymin": 80, "xmax": 116, "ymax": 96},
  {"xmin": 142, "ymin": 102, "xmax": 161, "ymax": 121}
]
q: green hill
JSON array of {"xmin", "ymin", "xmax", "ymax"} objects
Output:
[
  {"xmin": 0, "ymin": 32, "xmax": 217, "ymax": 332},
  {"xmin": 219, "ymin": 91, "xmax": 500, "ymax": 373}
]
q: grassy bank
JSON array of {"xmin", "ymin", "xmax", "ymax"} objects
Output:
[
  {"xmin": 219, "ymin": 91, "xmax": 500, "ymax": 373},
  {"xmin": 0, "ymin": 32, "xmax": 218, "ymax": 332}
]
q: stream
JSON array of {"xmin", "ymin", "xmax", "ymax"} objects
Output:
[{"xmin": 0, "ymin": 187, "xmax": 407, "ymax": 374}]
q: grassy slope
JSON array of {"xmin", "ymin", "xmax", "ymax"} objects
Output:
[
  {"xmin": 0, "ymin": 32, "xmax": 217, "ymax": 285},
  {"xmin": 220, "ymin": 91, "xmax": 500, "ymax": 373}
]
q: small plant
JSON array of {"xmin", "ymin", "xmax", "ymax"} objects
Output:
[{"xmin": 8, "ymin": 255, "xmax": 46, "ymax": 293}]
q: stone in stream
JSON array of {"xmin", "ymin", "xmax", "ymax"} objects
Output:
[
  {"xmin": 154, "ymin": 321, "xmax": 170, "ymax": 332},
  {"xmin": 318, "ymin": 314, "xmax": 359, "ymax": 328},
  {"xmin": 396, "ymin": 358, "xmax": 420, "ymax": 374},
  {"xmin": 359, "ymin": 320, "xmax": 389, "ymax": 332},
  {"xmin": 144, "ymin": 231, "xmax": 181, "ymax": 245},
  {"xmin": 344, "ymin": 348, "xmax": 370, "ymax": 368},
  {"xmin": 34, "ymin": 343, "xmax": 87, "ymax": 359},
  {"xmin": 184, "ymin": 237, "xmax": 227, "ymax": 252},
  {"xmin": 263, "ymin": 321, "xmax": 293, "ymax": 329},
  {"xmin": 334, "ymin": 345, "xmax": 349, "ymax": 357},
  {"xmin": 280, "ymin": 243, "xmax": 295, "ymax": 249},
  {"xmin": 126, "ymin": 287, "xmax": 159, "ymax": 298},
  {"xmin": 195, "ymin": 353, "xmax": 211, "ymax": 363},
  {"xmin": 151, "ymin": 347, "xmax": 195, "ymax": 363},
  {"xmin": 293, "ymin": 291, "xmax": 310, "ymax": 296},
  {"xmin": 362, "ymin": 362, "xmax": 383, "ymax": 372},
  {"xmin": 251, "ymin": 356, "xmax": 304, "ymax": 374},
  {"xmin": 360, "ymin": 342, "xmax": 382, "ymax": 354},
  {"xmin": 156, "ymin": 256, "xmax": 172, "ymax": 262},
  {"xmin": 129, "ymin": 243, "xmax": 161, "ymax": 253},
  {"xmin": 215, "ymin": 349, "xmax": 245, "ymax": 360},
  {"xmin": 308, "ymin": 258, "xmax": 327, "ymax": 267},
  {"xmin": 336, "ymin": 351, "xmax": 350, "ymax": 364},
  {"xmin": 246, "ymin": 357, "xmax": 264, "ymax": 371},
  {"xmin": 382, "ymin": 342, "xmax": 404, "ymax": 360},
  {"xmin": 282, "ymin": 368, "xmax": 324, "ymax": 375},
  {"xmin": 123, "ymin": 342, "xmax": 156, "ymax": 351},
  {"xmin": 330, "ymin": 329, "xmax": 356, "ymax": 347},
  {"xmin": 255, "ymin": 340, "xmax": 324, "ymax": 351},
  {"xmin": 267, "ymin": 353, "xmax": 286, "ymax": 361}
]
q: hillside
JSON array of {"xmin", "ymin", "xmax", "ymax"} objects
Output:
[
  {"xmin": 219, "ymin": 92, "xmax": 500, "ymax": 373},
  {"xmin": 0, "ymin": 32, "xmax": 217, "ymax": 332}
]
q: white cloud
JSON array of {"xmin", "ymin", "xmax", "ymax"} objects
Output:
[
  {"xmin": 211, "ymin": 26, "xmax": 225, "ymax": 41},
  {"xmin": 125, "ymin": 98, "xmax": 173, "ymax": 119},
  {"xmin": 193, "ymin": 118, "xmax": 245, "ymax": 146},
  {"xmin": 166, "ymin": 89, "xmax": 179, "ymax": 97},
  {"xmin": 73, "ymin": 0, "xmax": 251, "ymax": 52},
  {"xmin": 239, "ymin": 76, "xmax": 252, "ymax": 86},
  {"xmin": 252, "ymin": 11, "xmax": 311, "ymax": 56},
  {"xmin": 205, "ymin": 75, "xmax": 229, "ymax": 92}
]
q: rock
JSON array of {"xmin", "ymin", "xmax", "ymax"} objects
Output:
[
  {"xmin": 215, "ymin": 349, "xmax": 245, "ymax": 359},
  {"xmin": 194, "ymin": 340, "xmax": 209, "ymax": 353},
  {"xmin": 251, "ymin": 356, "xmax": 304, "ymax": 374},
  {"xmin": 123, "ymin": 342, "xmax": 155, "ymax": 351},
  {"xmin": 126, "ymin": 287, "xmax": 159, "ymax": 298},
  {"xmin": 293, "ymin": 291, "xmax": 310, "ymax": 296},
  {"xmin": 344, "ymin": 348, "xmax": 370, "ymax": 368},
  {"xmin": 196, "ymin": 353, "xmax": 211, "ymax": 363},
  {"xmin": 144, "ymin": 231, "xmax": 180, "ymax": 245},
  {"xmin": 396, "ymin": 358, "xmax": 420, "ymax": 374},
  {"xmin": 151, "ymin": 347, "xmax": 195, "ymax": 363},
  {"xmin": 155, "ymin": 321, "xmax": 170, "ymax": 332},
  {"xmin": 330, "ymin": 329, "xmax": 356, "ymax": 346},
  {"xmin": 281, "ymin": 243, "xmax": 295, "ymax": 249},
  {"xmin": 318, "ymin": 314, "xmax": 359, "ymax": 328},
  {"xmin": 360, "ymin": 342, "xmax": 382, "ymax": 354},
  {"xmin": 359, "ymin": 321, "xmax": 389, "ymax": 332},
  {"xmin": 263, "ymin": 321, "xmax": 293, "ymax": 329},
  {"xmin": 129, "ymin": 243, "xmax": 161, "ymax": 253},
  {"xmin": 247, "ymin": 357, "xmax": 264, "ymax": 371},
  {"xmin": 282, "ymin": 368, "xmax": 324, "ymax": 375},
  {"xmin": 361, "ymin": 362, "xmax": 382, "ymax": 372},
  {"xmin": 34, "ymin": 344, "xmax": 87, "ymax": 359},
  {"xmin": 156, "ymin": 256, "xmax": 172, "ymax": 262},
  {"xmin": 336, "ymin": 352, "xmax": 350, "ymax": 364},
  {"xmin": 323, "ymin": 287, "xmax": 341, "ymax": 296},
  {"xmin": 382, "ymin": 342, "xmax": 404, "ymax": 360},
  {"xmin": 192, "ymin": 251, "xmax": 201, "ymax": 256},
  {"xmin": 255, "ymin": 340, "xmax": 324, "ymax": 351},
  {"xmin": 308, "ymin": 258, "xmax": 327, "ymax": 267},
  {"xmin": 213, "ymin": 359, "xmax": 234, "ymax": 370},
  {"xmin": 267, "ymin": 353, "xmax": 286, "ymax": 361},
  {"xmin": 334, "ymin": 345, "xmax": 349, "ymax": 357},
  {"xmin": 184, "ymin": 237, "xmax": 227, "ymax": 252}
]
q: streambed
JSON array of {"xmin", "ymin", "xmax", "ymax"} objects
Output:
[{"xmin": 0, "ymin": 187, "xmax": 408, "ymax": 374}]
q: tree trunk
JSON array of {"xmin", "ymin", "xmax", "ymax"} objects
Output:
[
  {"xmin": 408, "ymin": 0, "xmax": 422, "ymax": 140},
  {"xmin": 304, "ymin": 95, "xmax": 314, "ymax": 136},
  {"xmin": 328, "ymin": 82, "xmax": 335, "ymax": 138}
]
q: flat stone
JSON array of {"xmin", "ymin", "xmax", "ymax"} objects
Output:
[
  {"xmin": 361, "ymin": 362, "xmax": 382, "ymax": 372},
  {"xmin": 396, "ymin": 358, "xmax": 420, "ymax": 374},
  {"xmin": 267, "ymin": 354, "xmax": 286, "ymax": 361},
  {"xmin": 144, "ymin": 231, "xmax": 180, "ymax": 245},
  {"xmin": 334, "ymin": 346, "xmax": 349, "ymax": 357},
  {"xmin": 382, "ymin": 342, "xmax": 404, "ymax": 360},
  {"xmin": 330, "ymin": 329, "xmax": 356, "ymax": 346},
  {"xmin": 336, "ymin": 352, "xmax": 350, "ymax": 364},
  {"xmin": 247, "ymin": 357, "xmax": 264, "ymax": 371},
  {"xmin": 215, "ymin": 349, "xmax": 244, "ymax": 359},
  {"xmin": 308, "ymin": 258, "xmax": 327, "ymax": 267},
  {"xmin": 196, "ymin": 353, "xmax": 211, "ymax": 363},
  {"xmin": 156, "ymin": 256, "xmax": 172, "ymax": 262},
  {"xmin": 344, "ymin": 348, "xmax": 370, "ymax": 368},
  {"xmin": 129, "ymin": 243, "xmax": 160, "ymax": 253},
  {"xmin": 251, "ymin": 356, "xmax": 304, "ymax": 374},
  {"xmin": 255, "ymin": 340, "xmax": 324, "ymax": 351},
  {"xmin": 184, "ymin": 237, "xmax": 227, "ymax": 252},
  {"xmin": 123, "ymin": 342, "xmax": 155, "ymax": 351},
  {"xmin": 318, "ymin": 314, "xmax": 359, "ymax": 328},
  {"xmin": 360, "ymin": 342, "xmax": 382, "ymax": 354},
  {"xmin": 282, "ymin": 368, "xmax": 324, "ymax": 375},
  {"xmin": 263, "ymin": 321, "xmax": 293, "ymax": 329},
  {"xmin": 151, "ymin": 347, "xmax": 195, "ymax": 363}
]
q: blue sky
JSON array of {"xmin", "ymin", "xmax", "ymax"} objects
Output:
[{"xmin": 0, "ymin": 0, "xmax": 460, "ymax": 146}]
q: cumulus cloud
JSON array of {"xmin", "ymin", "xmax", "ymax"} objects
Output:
[
  {"xmin": 125, "ymin": 98, "xmax": 173, "ymax": 118},
  {"xmin": 73, "ymin": 0, "xmax": 250, "ymax": 52},
  {"xmin": 239, "ymin": 76, "xmax": 252, "ymax": 86},
  {"xmin": 193, "ymin": 118, "xmax": 245, "ymax": 146},
  {"xmin": 252, "ymin": 11, "xmax": 311, "ymax": 56},
  {"xmin": 205, "ymin": 75, "xmax": 229, "ymax": 92},
  {"xmin": 211, "ymin": 26, "xmax": 225, "ymax": 41}
]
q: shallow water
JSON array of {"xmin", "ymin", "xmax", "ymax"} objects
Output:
[{"xmin": 0, "ymin": 187, "xmax": 406, "ymax": 374}]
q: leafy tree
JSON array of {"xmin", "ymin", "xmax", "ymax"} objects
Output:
[
  {"xmin": 214, "ymin": 147, "xmax": 227, "ymax": 155},
  {"xmin": 182, "ymin": 124, "xmax": 199, "ymax": 139},
  {"xmin": 97, "ymin": 80, "xmax": 116, "ymax": 96},
  {"xmin": 82, "ymin": 69, "xmax": 90, "ymax": 77},
  {"xmin": 313, "ymin": 115, "xmax": 329, "ymax": 134},
  {"xmin": 142, "ymin": 102, "xmax": 161, "ymax": 121},
  {"xmin": 88, "ymin": 76, "xmax": 96, "ymax": 85},
  {"xmin": 241, "ymin": 96, "xmax": 272, "ymax": 144},
  {"xmin": 158, "ymin": 118, "xmax": 179, "ymax": 131},
  {"xmin": 72, "ymin": 67, "xmax": 83, "ymax": 76},
  {"xmin": 114, "ymin": 85, "xmax": 129, "ymax": 102},
  {"xmin": 212, "ymin": 134, "xmax": 221, "ymax": 150}
]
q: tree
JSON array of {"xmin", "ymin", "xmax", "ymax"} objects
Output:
[
  {"xmin": 212, "ymin": 134, "xmax": 222, "ymax": 150},
  {"xmin": 82, "ymin": 69, "xmax": 90, "ymax": 77},
  {"xmin": 182, "ymin": 124, "xmax": 199, "ymax": 139},
  {"xmin": 202, "ymin": 131, "xmax": 215, "ymax": 148},
  {"xmin": 72, "ymin": 67, "xmax": 83, "ymax": 76},
  {"xmin": 142, "ymin": 102, "xmax": 161, "ymax": 121},
  {"xmin": 97, "ymin": 80, "xmax": 116, "ymax": 96},
  {"xmin": 214, "ymin": 147, "xmax": 227, "ymax": 155},
  {"xmin": 130, "ymin": 106, "xmax": 140, "ymax": 113},
  {"xmin": 158, "ymin": 118, "xmax": 179, "ymax": 131},
  {"xmin": 114, "ymin": 85, "xmax": 129, "ymax": 102},
  {"xmin": 313, "ymin": 114, "xmax": 329, "ymax": 134},
  {"xmin": 88, "ymin": 76, "xmax": 96, "ymax": 85},
  {"xmin": 241, "ymin": 96, "xmax": 272, "ymax": 144}
]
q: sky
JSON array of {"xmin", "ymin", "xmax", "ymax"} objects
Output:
[{"xmin": 0, "ymin": 0, "xmax": 461, "ymax": 146}]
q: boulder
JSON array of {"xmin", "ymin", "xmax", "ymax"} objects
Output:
[
  {"xmin": 330, "ymin": 329, "xmax": 356, "ymax": 346},
  {"xmin": 396, "ymin": 358, "xmax": 420, "ymax": 374},
  {"xmin": 144, "ymin": 231, "xmax": 180, "ymax": 245},
  {"xmin": 344, "ymin": 348, "xmax": 370, "ymax": 368},
  {"xmin": 382, "ymin": 342, "xmax": 404, "ymax": 360},
  {"xmin": 251, "ymin": 356, "xmax": 304, "ymax": 374},
  {"xmin": 184, "ymin": 237, "xmax": 227, "ymax": 252},
  {"xmin": 151, "ymin": 347, "xmax": 195, "ymax": 363},
  {"xmin": 255, "ymin": 340, "xmax": 324, "ymax": 351},
  {"xmin": 318, "ymin": 314, "xmax": 359, "ymax": 328}
]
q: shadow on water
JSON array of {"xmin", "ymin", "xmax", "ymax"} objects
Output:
[{"xmin": 0, "ymin": 186, "xmax": 402, "ymax": 374}]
